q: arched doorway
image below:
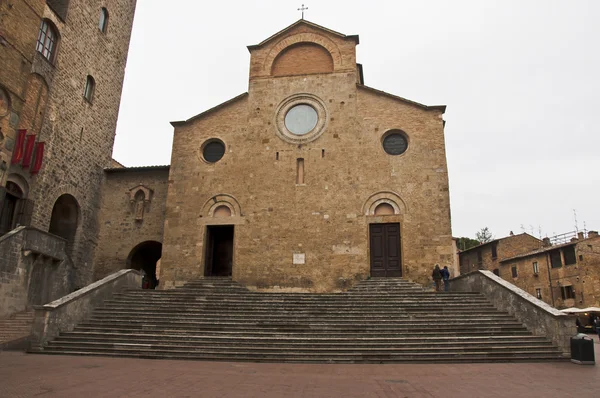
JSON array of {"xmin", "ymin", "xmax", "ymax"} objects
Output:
[
  {"xmin": 0, "ymin": 181, "xmax": 24, "ymax": 235},
  {"xmin": 48, "ymin": 194, "xmax": 79, "ymax": 254},
  {"xmin": 127, "ymin": 241, "xmax": 162, "ymax": 289}
]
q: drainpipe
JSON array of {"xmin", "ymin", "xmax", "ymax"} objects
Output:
[{"xmin": 546, "ymin": 252, "xmax": 555, "ymax": 307}]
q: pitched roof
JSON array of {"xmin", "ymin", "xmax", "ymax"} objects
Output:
[
  {"xmin": 357, "ymin": 85, "xmax": 446, "ymax": 113},
  {"xmin": 500, "ymin": 241, "xmax": 577, "ymax": 263},
  {"xmin": 458, "ymin": 233, "xmax": 540, "ymax": 255},
  {"xmin": 170, "ymin": 93, "xmax": 248, "ymax": 127},
  {"xmin": 247, "ymin": 19, "xmax": 359, "ymax": 51}
]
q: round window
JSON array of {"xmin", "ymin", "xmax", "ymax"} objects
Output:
[
  {"xmin": 202, "ymin": 140, "xmax": 225, "ymax": 163},
  {"xmin": 284, "ymin": 104, "xmax": 318, "ymax": 135},
  {"xmin": 382, "ymin": 131, "xmax": 408, "ymax": 155}
]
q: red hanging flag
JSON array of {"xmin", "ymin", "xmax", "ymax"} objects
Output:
[
  {"xmin": 31, "ymin": 142, "xmax": 45, "ymax": 174},
  {"xmin": 21, "ymin": 134, "xmax": 36, "ymax": 168},
  {"xmin": 11, "ymin": 129, "xmax": 27, "ymax": 164}
]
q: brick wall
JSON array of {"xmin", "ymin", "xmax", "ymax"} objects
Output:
[
  {"xmin": 272, "ymin": 42, "xmax": 334, "ymax": 76},
  {"xmin": 94, "ymin": 168, "xmax": 169, "ymax": 280},
  {"xmin": 459, "ymin": 233, "xmax": 542, "ymax": 274}
]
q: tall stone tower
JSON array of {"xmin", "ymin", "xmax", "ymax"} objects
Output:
[{"xmin": 0, "ymin": 0, "xmax": 137, "ymax": 287}]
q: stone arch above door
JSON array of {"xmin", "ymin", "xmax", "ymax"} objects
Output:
[
  {"xmin": 202, "ymin": 194, "xmax": 242, "ymax": 218},
  {"xmin": 362, "ymin": 191, "xmax": 407, "ymax": 216}
]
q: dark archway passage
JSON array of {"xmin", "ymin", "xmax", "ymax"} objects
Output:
[
  {"xmin": 127, "ymin": 241, "xmax": 162, "ymax": 289},
  {"xmin": 0, "ymin": 181, "xmax": 23, "ymax": 235},
  {"xmin": 48, "ymin": 194, "xmax": 79, "ymax": 255},
  {"xmin": 205, "ymin": 225, "xmax": 234, "ymax": 277}
]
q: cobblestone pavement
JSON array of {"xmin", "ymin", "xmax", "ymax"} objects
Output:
[{"xmin": 1, "ymin": 337, "xmax": 599, "ymax": 398}]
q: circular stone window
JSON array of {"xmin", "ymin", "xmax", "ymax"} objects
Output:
[
  {"xmin": 382, "ymin": 130, "xmax": 409, "ymax": 155},
  {"xmin": 202, "ymin": 139, "xmax": 225, "ymax": 163},
  {"xmin": 285, "ymin": 104, "xmax": 318, "ymax": 135},
  {"xmin": 275, "ymin": 94, "xmax": 328, "ymax": 144}
]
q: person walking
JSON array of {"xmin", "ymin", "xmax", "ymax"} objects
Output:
[
  {"xmin": 432, "ymin": 264, "xmax": 442, "ymax": 292},
  {"xmin": 440, "ymin": 265, "xmax": 450, "ymax": 292}
]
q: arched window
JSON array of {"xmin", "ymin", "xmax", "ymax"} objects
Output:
[
  {"xmin": 99, "ymin": 8, "xmax": 109, "ymax": 33},
  {"xmin": 36, "ymin": 20, "xmax": 58, "ymax": 62},
  {"xmin": 84, "ymin": 75, "xmax": 95, "ymax": 103}
]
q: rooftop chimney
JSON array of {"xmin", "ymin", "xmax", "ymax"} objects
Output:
[
  {"xmin": 542, "ymin": 237, "xmax": 552, "ymax": 247},
  {"xmin": 578, "ymin": 232, "xmax": 584, "ymax": 240},
  {"xmin": 589, "ymin": 231, "xmax": 599, "ymax": 238}
]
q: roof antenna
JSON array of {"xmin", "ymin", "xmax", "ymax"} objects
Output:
[
  {"xmin": 573, "ymin": 209, "xmax": 579, "ymax": 233},
  {"xmin": 298, "ymin": 4, "xmax": 308, "ymax": 19}
]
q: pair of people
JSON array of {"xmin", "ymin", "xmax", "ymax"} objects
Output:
[{"xmin": 432, "ymin": 264, "xmax": 450, "ymax": 292}]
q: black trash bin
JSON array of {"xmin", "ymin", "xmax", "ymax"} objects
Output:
[{"xmin": 571, "ymin": 333, "xmax": 595, "ymax": 365}]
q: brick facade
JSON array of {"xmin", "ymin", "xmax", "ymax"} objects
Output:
[
  {"xmin": 499, "ymin": 232, "xmax": 600, "ymax": 309},
  {"xmin": 459, "ymin": 233, "xmax": 542, "ymax": 275},
  {"xmin": 160, "ymin": 21, "xmax": 453, "ymax": 292}
]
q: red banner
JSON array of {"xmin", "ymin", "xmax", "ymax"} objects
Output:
[
  {"xmin": 11, "ymin": 129, "xmax": 27, "ymax": 164},
  {"xmin": 31, "ymin": 142, "xmax": 45, "ymax": 174},
  {"xmin": 21, "ymin": 134, "xmax": 36, "ymax": 168}
]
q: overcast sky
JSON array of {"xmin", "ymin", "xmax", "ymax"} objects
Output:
[{"xmin": 112, "ymin": 0, "xmax": 599, "ymax": 239}]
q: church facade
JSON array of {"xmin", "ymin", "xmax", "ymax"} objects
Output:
[{"xmin": 93, "ymin": 20, "xmax": 454, "ymax": 292}]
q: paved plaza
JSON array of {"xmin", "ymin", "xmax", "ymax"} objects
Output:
[{"xmin": 1, "ymin": 337, "xmax": 599, "ymax": 398}]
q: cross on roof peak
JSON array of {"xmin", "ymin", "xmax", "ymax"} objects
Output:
[{"xmin": 298, "ymin": 4, "xmax": 308, "ymax": 19}]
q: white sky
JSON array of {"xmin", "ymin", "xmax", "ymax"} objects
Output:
[{"xmin": 112, "ymin": 0, "xmax": 600, "ymax": 239}]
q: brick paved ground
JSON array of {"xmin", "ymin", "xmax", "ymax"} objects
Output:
[{"xmin": 1, "ymin": 337, "xmax": 599, "ymax": 398}]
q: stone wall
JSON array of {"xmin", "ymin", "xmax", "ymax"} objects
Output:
[
  {"xmin": 161, "ymin": 21, "xmax": 453, "ymax": 292},
  {"xmin": 450, "ymin": 270, "xmax": 576, "ymax": 356},
  {"xmin": 3, "ymin": 0, "xmax": 139, "ymax": 289},
  {"xmin": 93, "ymin": 167, "xmax": 169, "ymax": 279},
  {"xmin": 0, "ymin": 226, "xmax": 75, "ymax": 318},
  {"xmin": 0, "ymin": 0, "xmax": 45, "ymax": 189},
  {"xmin": 31, "ymin": 268, "xmax": 141, "ymax": 350},
  {"xmin": 459, "ymin": 233, "xmax": 542, "ymax": 274}
]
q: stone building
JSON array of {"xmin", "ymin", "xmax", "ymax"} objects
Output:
[
  {"xmin": 149, "ymin": 20, "xmax": 454, "ymax": 292},
  {"xmin": 0, "ymin": 0, "xmax": 46, "ymax": 224},
  {"xmin": 498, "ymin": 231, "xmax": 600, "ymax": 309},
  {"xmin": 0, "ymin": 0, "xmax": 137, "ymax": 290},
  {"xmin": 459, "ymin": 232, "xmax": 543, "ymax": 275}
]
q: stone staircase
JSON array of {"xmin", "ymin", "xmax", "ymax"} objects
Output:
[
  {"xmin": 34, "ymin": 277, "xmax": 565, "ymax": 362},
  {"xmin": 0, "ymin": 310, "xmax": 34, "ymax": 350}
]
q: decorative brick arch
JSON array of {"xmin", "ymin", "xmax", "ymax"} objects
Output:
[
  {"xmin": 264, "ymin": 33, "xmax": 343, "ymax": 76},
  {"xmin": 362, "ymin": 191, "xmax": 408, "ymax": 216},
  {"xmin": 202, "ymin": 194, "xmax": 242, "ymax": 217}
]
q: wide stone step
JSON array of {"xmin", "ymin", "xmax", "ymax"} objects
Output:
[
  {"xmin": 71, "ymin": 325, "xmax": 534, "ymax": 337},
  {"xmin": 35, "ymin": 348, "xmax": 566, "ymax": 363},
  {"xmin": 92, "ymin": 309, "xmax": 515, "ymax": 320},
  {"xmin": 80, "ymin": 321, "xmax": 528, "ymax": 332},
  {"xmin": 52, "ymin": 336, "xmax": 556, "ymax": 350},
  {"xmin": 46, "ymin": 340, "xmax": 560, "ymax": 354},
  {"xmin": 106, "ymin": 299, "xmax": 494, "ymax": 307},
  {"xmin": 58, "ymin": 331, "xmax": 551, "ymax": 344}
]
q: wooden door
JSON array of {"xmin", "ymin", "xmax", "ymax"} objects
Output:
[{"xmin": 369, "ymin": 223, "xmax": 402, "ymax": 277}]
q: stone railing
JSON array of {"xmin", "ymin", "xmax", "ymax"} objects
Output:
[
  {"xmin": 449, "ymin": 270, "xmax": 577, "ymax": 356},
  {"xmin": 0, "ymin": 227, "xmax": 75, "ymax": 318},
  {"xmin": 30, "ymin": 269, "xmax": 142, "ymax": 350}
]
